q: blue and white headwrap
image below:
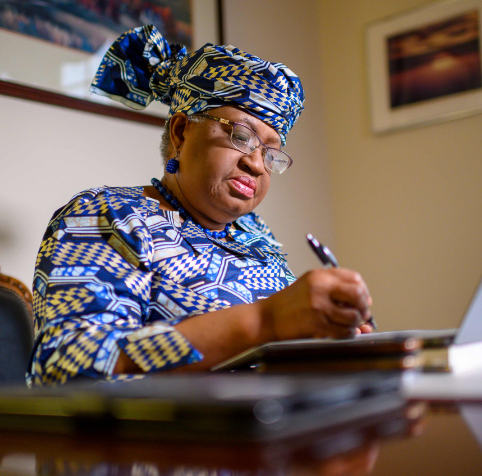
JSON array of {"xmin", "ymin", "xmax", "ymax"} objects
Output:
[{"xmin": 90, "ymin": 25, "xmax": 305, "ymax": 145}]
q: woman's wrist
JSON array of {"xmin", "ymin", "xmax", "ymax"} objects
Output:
[
  {"xmin": 247, "ymin": 299, "xmax": 277, "ymax": 345},
  {"xmin": 113, "ymin": 349, "xmax": 142, "ymax": 374}
]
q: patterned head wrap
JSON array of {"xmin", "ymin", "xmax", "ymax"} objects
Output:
[{"xmin": 90, "ymin": 25, "xmax": 305, "ymax": 145}]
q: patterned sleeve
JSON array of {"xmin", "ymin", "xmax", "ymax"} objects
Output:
[{"xmin": 28, "ymin": 187, "xmax": 202, "ymax": 387}]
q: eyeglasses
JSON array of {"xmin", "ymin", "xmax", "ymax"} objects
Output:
[{"xmin": 199, "ymin": 113, "xmax": 293, "ymax": 174}]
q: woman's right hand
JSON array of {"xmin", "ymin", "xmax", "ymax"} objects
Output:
[{"xmin": 259, "ymin": 268, "xmax": 373, "ymax": 341}]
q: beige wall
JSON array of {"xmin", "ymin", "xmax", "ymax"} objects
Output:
[{"xmin": 318, "ymin": 0, "xmax": 482, "ymax": 331}]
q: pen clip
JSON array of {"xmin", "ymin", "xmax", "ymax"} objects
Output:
[{"xmin": 322, "ymin": 245, "xmax": 338, "ymax": 268}]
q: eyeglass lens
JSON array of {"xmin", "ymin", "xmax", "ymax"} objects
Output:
[{"xmin": 231, "ymin": 124, "xmax": 291, "ymax": 174}]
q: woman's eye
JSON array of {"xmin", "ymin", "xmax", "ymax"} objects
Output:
[{"xmin": 233, "ymin": 132, "xmax": 250, "ymax": 143}]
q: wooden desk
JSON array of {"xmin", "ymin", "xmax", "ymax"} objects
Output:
[
  {"xmin": 0, "ymin": 403, "xmax": 481, "ymax": 476},
  {"xmin": 2, "ymin": 370, "xmax": 482, "ymax": 476}
]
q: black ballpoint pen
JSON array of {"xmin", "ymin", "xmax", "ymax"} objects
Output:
[{"xmin": 306, "ymin": 233, "xmax": 378, "ymax": 330}]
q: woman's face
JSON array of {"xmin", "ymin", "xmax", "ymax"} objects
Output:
[{"xmin": 169, "ymin": 106, "xmax": 280, "ymax": 227}]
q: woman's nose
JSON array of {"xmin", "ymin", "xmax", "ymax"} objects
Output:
[{"xmin": 239, "ymin": 147, "xmax": 266, "ymax": 175}]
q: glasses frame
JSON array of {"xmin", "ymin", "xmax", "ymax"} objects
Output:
[{"xmin": 199, "ymin": 112, "xmax": 293, "ymax": 174}]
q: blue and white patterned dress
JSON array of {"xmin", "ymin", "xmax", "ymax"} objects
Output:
[{"xmin": 28, "ymin": 185, "xmax": 296, "ymax": 386}]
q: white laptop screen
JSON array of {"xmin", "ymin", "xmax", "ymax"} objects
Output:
[{"xmin": 455, "ymin": 277, "xmax": 482, "ymax": 345}]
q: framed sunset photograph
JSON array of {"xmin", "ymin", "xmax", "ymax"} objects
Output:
[{"xmin": 367, "ymin": 0, "xmax": 482, "ymax": 133}]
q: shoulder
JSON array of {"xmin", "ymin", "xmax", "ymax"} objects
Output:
[
  {"xmin": 42, "ymin": 185, "xmax": 164, "ymax": 269},
  {"xmin": 49, "ymin": 185, "xmax": 159, "ymax": 224},
  {"xmin": 67, "ymin": 185, "xmax": 151, "ymax": 211}
]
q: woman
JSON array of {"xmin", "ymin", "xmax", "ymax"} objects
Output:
[{"xmin": 28, "ymin": 26, "xmax": 373, "ymax": 386}]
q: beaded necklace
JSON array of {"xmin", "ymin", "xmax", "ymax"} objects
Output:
[{"xmin": 151, "ymin": 178, "xmax": 232, "ymax": 239}]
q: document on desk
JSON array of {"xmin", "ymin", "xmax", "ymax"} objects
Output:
[
  {"xmin": 356, "ymin": 329, "xmax": 482, "ymax": 373},
  {"xmin": 213, "ymin": 275, "xmax": 482, "ymax": 374},
  {"xmin": 211, "ymin": 328, "xmax": 482, "ymax": 373},
  {"xmin": 211, "ymin": 330, "xmax": 449, "ymax": 372}
]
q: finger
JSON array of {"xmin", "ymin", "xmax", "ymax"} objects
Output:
[
  {"xmin": 305, "ymin": 268, "xmax": 372, "ymax": 306},
  {"xmin": 331, "ymin": 282, "xmax": 371, "ymax": 311},
  {"xmin": 312, "ymin": 311, "xmax": 359, "ymax": 339},
  {"xmin": 323, "ymin": 323, "xmax": 357, "ymax": 340},
  {"xmin": 327, "ymin": 268, "xmax": 366, "ymax": 285},
  {"xmin": 325, "ymin": 302, "xmax": 365, "ymax": 328},
  {"xmin": 359, "ymin": 324, "xmax": 373, "ymax": 334},
  {"xmin": 329, "ymin": 268, "xmax": 373, "ymax": 306}
]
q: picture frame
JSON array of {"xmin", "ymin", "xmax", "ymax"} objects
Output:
[
  {"xmin": 0, "ymin": 0, "xmax": 223, "ymax": 127},
  {"xmin": 366, "ymin": 0, "xmax": 482, "ymax": 133}
]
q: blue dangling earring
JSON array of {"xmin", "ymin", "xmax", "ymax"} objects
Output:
[{"xmin": 166, "ymin": 150, "xmax": 180, "ymax": 174}]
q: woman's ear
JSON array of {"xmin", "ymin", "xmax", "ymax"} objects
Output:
[{"xmin": 169, "ymin": 113, "xmax": 190, "ymax": 152}]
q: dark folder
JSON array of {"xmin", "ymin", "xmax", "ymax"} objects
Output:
[{"xmin": 211, "ymin": 330, "xmax": 456, "ymax": 372}]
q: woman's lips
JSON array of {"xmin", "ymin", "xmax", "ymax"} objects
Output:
[{"xmin": 230, "ymin": 176, "xmax": 257, "ymax": 198}]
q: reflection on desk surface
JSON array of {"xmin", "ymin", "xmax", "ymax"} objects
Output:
[
  {"xmin": 0, "ymin": 373, "xmax": 404, "ymax": 442},
  {"xmin": 3, "ymin": 403, "xmax": 474, "ymax": 476},
  {"xmin": 371, "ymin": 405, "xmax": 482, "ymax": 476},
  {"xmin": 1, "ymin": 405, "xmax": 482, "ymax": 476},
  {"xmin": 1, "ymin": 392, "xmax": 482, "ymax": 475}
]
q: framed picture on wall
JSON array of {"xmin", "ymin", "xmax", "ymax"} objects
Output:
[
  {"xmin": 0, "ymin": 0, "xmax": 222, "ymax": 126},
  {"xmin": 366, "ymin": 0, "xmax": 482, "ymax": 133}
]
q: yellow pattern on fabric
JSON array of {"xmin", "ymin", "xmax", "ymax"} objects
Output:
[
  {"xmin": 107, "ymin": 235, "xmax": 140, "ymax": 268},
  {"xmin": 36, "ymin": 237, "xmax": 64, "ymax": 266},
  {"xmin": 70, "ymin": 199, "xmax": 110, "ymax": 216},
  {"xmin": 45, "ymin": 288, "xmax": 94, "ymax": 319},
  {"xmin": 50, "ymin": 241, "xmax": 123, "ymax": 269},
  {"xmin": 43, "ymin": 330, "xmax": 104, "ymax": 385},
  {"xmin": 32, "ymin": 290, "xmax": 45, "ymax": 335},
  {"xmin": 124, "ymin": 331, "xmax": 192, "ymax": 372},
  {"xmin": 157, "ymin": 254, "xmax": 210, "ymax": 282},
  {"xmin": 123, "ymin": 270, "xmax": 151, "ymax": 301}
]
